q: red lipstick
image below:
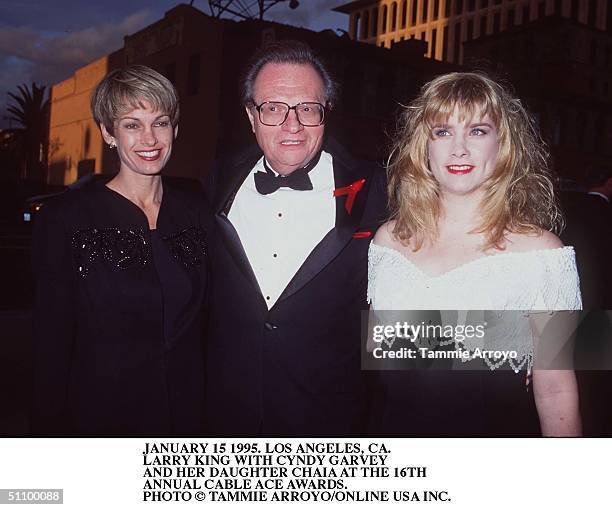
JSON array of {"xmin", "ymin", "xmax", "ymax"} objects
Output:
[{"xmin": 447, "ymin": 165, "xmax": 474, "ymax": 175}]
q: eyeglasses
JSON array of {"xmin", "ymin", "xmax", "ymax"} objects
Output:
[{"xmin": 253, "ymin": 101, "xmax": 326, "ymax": 127}]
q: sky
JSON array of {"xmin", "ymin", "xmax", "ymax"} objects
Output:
[{"xmin": 0, "ymin": 0, "xmax": 349, "ymax": 128}]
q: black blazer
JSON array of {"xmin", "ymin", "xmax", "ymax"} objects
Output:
[
  {"xmin": 204, "ymin": 139, "xmax": 387, "ymax": 436},
  {"xmin": 559, "ymin": 191, "xmax": 612, "ymax": 309},
  {"xmin": 31, "ymin": 178, "xmax": 208, "ymax": 436}
]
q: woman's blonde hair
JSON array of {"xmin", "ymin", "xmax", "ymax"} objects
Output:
[
  {"xmin": 91, "ymin": 65, "xmax": 179, "ymax": 135},
  {"xmin": 387, "ymin": 72, "xmax": 562, "ymax": 250}
]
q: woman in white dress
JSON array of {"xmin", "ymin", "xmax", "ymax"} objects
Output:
[{"xmin": 368, "ymin": 72, "xmax": 582, "ymax": 436}]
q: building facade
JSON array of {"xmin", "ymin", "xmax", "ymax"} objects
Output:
[
  {"xmin": 463, "ymin": 14, "xmax": 612, "ymax": 181},
  {"xmin": 334, "ymin": 0, "xmax": 610, "ymax": 63}
]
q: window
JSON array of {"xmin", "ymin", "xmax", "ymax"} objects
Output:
[
  {"xmin": 570, "ymin": 0, "xmax": 579, "ymax": 21},
  {"xmin": 391, "ymin": 2, "xmax": 398, "ymax": 31},
  {"xmin": 442, "ymin": 25, "xmax": 449, "ymax": 60},
  {"xmin": 433, "ymin": 0, "xmax": 440, "ymax": 20},
  {"xmin": 555, "ymin": 0, "xmax": 563, "ymax": 16},
  {"xmin": 454, "ymin": 23, "xmax": 462, "ymax": 62},
  {"xmin": 468, "ymin": 0, "xmax": 475, "ymax": 12},
  {"xmin": 381, "ymin": 5, "xmax": 388, "ymax": 34},
  {"xmin": 412, "ymin": 0, "xmax": 418, "ymax": 25},
  {"xmin": 371, "ymin": 8, "xmax": 378, "ymax": 37},
  {"xmin": 480, "ymin": 13, "xmax": 487, "ymax": 36},
  {"xmin": 507, "ymin": 7, "xmax": 515, "ymax": 28},
  {"xmin": 401, "ymin": 1, "xmax": 407, "ymax": 28},
  {"xmin": 493, "ymin": 12, "xmax": 500, "ymax": 33},
  {"xmin": 361, "ymin": 11, "xmax": 369, "ymax": 39},
  {"xmin": 422, "ymin": 0, "xmax": 429, "ymax": 23},
  {"xmin": 431, "ymin": 28, "xmax": 438, "ymax": 57},
  {"xmin": 455, "ymin": 0, "xmax": 463, "ymax": 15},
  {"xmin": 188, "ymin": 53, "xmax": 200, "ymax": 95},
  {"xmin": 588, "ymin": 0, "xmax": 597, "ymax": 27},
  {"xmin": 523, "ymin": 3, "xmax": 530, "ymax": 23}
]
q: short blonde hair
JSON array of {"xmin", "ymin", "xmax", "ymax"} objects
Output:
[
  {"xmin": 387, "ymin": 72, "xmax": 562, "ymax": 251},
  {"xmin": 91, "ymin": 65, "xmax": 179, "ymax": 135}
]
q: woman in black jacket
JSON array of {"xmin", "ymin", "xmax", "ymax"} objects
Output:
[{"xmin": 31, "ymin": 65, "xmax": 208, "ymax": 436}]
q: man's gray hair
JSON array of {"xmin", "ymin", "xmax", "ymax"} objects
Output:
[{"xmin": 241, "ymin": 40, "xmax": 339, "ymax": 109}]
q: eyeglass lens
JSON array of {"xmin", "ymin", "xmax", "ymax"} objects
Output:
[{"xmin": 258, "ymin": 102, "xmax": 324, "ymax": 126}]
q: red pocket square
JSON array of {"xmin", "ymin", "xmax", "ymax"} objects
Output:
[{"xmin": 352, "ymin": 231, "xmax": 372, "ymax": 239}]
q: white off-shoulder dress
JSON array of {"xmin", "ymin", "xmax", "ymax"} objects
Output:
[
  {"xmin": 368, "ymin": 243, "xmax": 582, "ymax": 311},
  {"xmin": 366, "ymin": 242, "xmax": 582, "ymax": 436}
]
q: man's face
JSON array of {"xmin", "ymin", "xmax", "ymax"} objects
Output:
[{"xmin": 246, "ymin": 63, "xmax": 326, "ymax": 176}]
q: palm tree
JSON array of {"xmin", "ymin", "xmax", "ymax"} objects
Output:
[{"xmin": 7, "ymin": 82, "xmax": 49, "ymax": 181}]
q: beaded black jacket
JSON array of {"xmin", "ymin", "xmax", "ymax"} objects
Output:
[{"xmin": 30, "ymin": 178, "xmax": 209, "ymax": 436}]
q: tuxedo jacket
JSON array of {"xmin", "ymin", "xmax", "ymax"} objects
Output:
[{"xmin": 204, "ymin": 139, "xmax": 387, "ymax": 436}]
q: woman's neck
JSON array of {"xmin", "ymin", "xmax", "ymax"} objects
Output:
[
  {"xmin": 107, "ymin": 171, "xmax": 163, "ymax": 209},
  {"xmin": 437, "ymin": 192, "xmax": 483, "ymax": 238}
]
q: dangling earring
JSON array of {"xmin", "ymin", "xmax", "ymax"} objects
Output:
[{"xmin": 109, "ymin": 140, "xmax": 116, "ymax": 149}]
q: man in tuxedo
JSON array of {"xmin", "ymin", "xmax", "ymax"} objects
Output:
[{"xmin": 204, "ymin": 40, "xmax": 386, "ymax": 436}]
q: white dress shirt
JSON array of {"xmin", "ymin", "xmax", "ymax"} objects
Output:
[{"xmin": 228, "ymin": 151, "xmax": 336, "ymax": 309}]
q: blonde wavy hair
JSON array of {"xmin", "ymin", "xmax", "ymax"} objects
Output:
[{"xmin": 387, "ymin": 72, "xmax": 562, "ymax": 251}]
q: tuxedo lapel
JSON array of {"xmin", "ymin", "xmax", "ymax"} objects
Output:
[
  {"xmin": 214, "ymin": 144, "xmax": 262, "ymax": 216},
  {"xmin": 277, "ymin": 141, "xmax": 374, "ymax": 304},
  {"xmin": 213, "ymin": 146, "xmax": 264, "ymax": 297}
]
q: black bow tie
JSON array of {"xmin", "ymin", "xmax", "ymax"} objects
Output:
[{"xmin": 254, "ymin": 154, "xmax": 321, "ymax": 195}]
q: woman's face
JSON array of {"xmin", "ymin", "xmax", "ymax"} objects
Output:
[
  {"xmin": 101, "ymin": 99, "xmax": 177, "ymax": 177},
  {"xmin": 426, "ymin": 107, "xmax": 499, "ymax": 198}
]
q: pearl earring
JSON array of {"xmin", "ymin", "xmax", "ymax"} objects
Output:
[{"xmin": 109, "ymin": 141, "xmax": 116, "ymax": 149}]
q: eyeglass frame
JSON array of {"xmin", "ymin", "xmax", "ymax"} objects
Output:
[{"xmin": 252, "ymin": 101, "xmax": 327, "ymax": 127}]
